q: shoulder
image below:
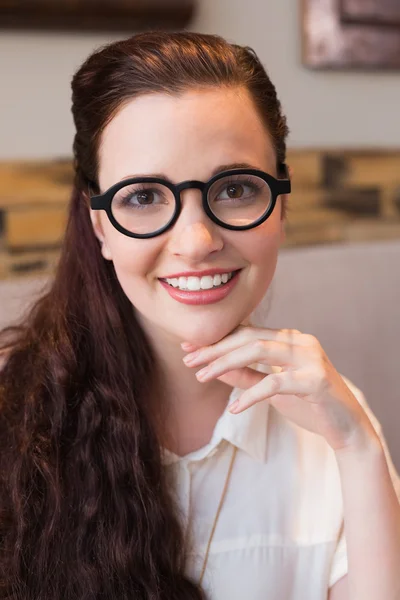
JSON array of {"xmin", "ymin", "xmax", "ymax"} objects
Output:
[
  {"xmin": 340, "ymin": 373, "xmax": 400, "ymax": 499},
  {"xmin": 0, "ymin": 346, "xmax": 13, "ymax": 371},
  {"xmin": 0, "ymin": 349, "xmax": 9, "ymax": 372},
  {"xmin": 0, "ymin": 345, "xmax": 17, "ymax": 380}
]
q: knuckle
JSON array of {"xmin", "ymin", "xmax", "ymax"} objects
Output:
[
  {"xmin": 313, "ymin": 364, "xmax": 329, "ymax": 388},
  {"xmin": 301, "ymin": 333, "xmax": 320, "ymax": 347},
  {"xmin": 237, "ymin": 326, "xmax": 255, "ymax": 344},
  {"xmin": 253, "ymin": 339, "xmax": 267, "ymax": 352},
  {"xmin": 268, "ymin": 374, "xmax": 281, "ymax": 393}
]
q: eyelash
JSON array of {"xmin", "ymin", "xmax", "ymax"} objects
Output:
[
  {"xmin": 117, "ymin": 175, "xmax": 264, "ymax": 206},
  {"xmin": 118, "ymin": 185, "xmax": 165, "ymax": 207},
  {"xmin": 215, "ymin": 177, "xmax": 263, "ymax": 196}
]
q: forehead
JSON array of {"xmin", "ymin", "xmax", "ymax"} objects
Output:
[{"xmin": 98, "ymin": 87, "xmax": 276, "ymax": 187}]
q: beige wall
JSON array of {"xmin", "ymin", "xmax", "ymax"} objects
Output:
[
  {"xmin": 1, "ymin": 0, "xmax": 400, "ymax": 466},
  {"xmin": 1, "ymin": 0, "xmax": 400, "ymax": 160}
]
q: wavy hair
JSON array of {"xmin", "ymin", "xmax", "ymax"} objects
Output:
[{"xmin": 0, "ymin": 31, "xmax": 289, "ymax": 599}]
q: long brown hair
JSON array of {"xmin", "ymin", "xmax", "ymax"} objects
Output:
[{"xmin": 0, "ymin": 31, "xmax": 289, "ymax": 599}]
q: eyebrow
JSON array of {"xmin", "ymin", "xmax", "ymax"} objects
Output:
[{"xmin": 120, "ymin": 162, "xmax": 264, "ymax": 183}]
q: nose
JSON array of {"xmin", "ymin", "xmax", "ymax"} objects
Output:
[{"xmin": 166, "ymin": 188, "xmax": 224, "ymax": 259}]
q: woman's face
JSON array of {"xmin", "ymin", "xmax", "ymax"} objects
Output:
[{"xmin": 91, "ymin": 87, "xmax": 286, "ymax": 348}]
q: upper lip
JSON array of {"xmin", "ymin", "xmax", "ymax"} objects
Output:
[{"xmin": 159, "ymin": 268, "xmax": 242, "ymax": 279}]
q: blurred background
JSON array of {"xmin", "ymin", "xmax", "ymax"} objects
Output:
[{"xmin": 0, "ymin": 0, "xmax": 399, "ymax": 468}]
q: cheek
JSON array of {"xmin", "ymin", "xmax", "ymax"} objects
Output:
[
  {"xmin": 103, "ymin": 228, "xmax": 161, "ymax": 296},
  {"xmin": 252, "ymin": 235, "xmax": 280, "ymax": 292},
  {"xmin": 112, "ymin": 251, "xmax": 157, "ymax": 311},
  {"xmin": 240, "ymin": 216, "xmax": 282, "ymax": 271},
  {"xmin": 238, "ymin": 223, "xmax": 281, "ymax": 307}
]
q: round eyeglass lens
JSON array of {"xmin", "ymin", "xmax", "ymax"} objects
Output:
[
  {"xmin": 208, "ymin": 173, "xmax": 272, "ymax": 226},
  {"xmin": 111, "ymin": 182, "xmax": 176, "ymax": 235}
]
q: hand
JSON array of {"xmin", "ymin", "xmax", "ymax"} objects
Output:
[{"xmin": 182, "ymin": 325, "xmax": 378, "ymax": 452}]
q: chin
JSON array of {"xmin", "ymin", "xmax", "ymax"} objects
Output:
[{"xmin": 176, "ymin": 312, "xmax": 250, "ymax": 348}]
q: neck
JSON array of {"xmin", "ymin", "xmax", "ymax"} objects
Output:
[
  {"xmin": 161, "ymin": 373, "xmax": 233, "ymax": 457},
  {"xmin": 138, "ymin": 317, "xmax": 234, "ymax": 457}
]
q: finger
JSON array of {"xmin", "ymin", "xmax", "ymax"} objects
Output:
[
  {"xmin": 230, "ymin": 369, "xmax": 315, "ymax": 413},
  {"xmin": 215, "ymin": 366, "xmax": 266, "ymax": 390},
  {"xmin": 181, "ymin": 342, "xmax": 198, "ymax": 351},
  {"xmin": 184, "ymin": 327, "xmax": 307, "ymax": 367},
  {"xmin": 195, "ymin": 340, "xmax": 305, "ymax": 381},
  {"xmin": 281, "ymin": 328, "xmax": 302, "ymax": 335},
  {"xmin": 230, "ymin": 326, "xmax": 305, "ymax": 347}
]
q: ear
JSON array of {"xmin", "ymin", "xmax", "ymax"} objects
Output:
[{"xmin": 88, "ymin": 207, "xmax": 113, "ymax": 261}]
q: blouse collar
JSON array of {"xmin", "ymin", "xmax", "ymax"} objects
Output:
[{"xmin": 162, "ymin": 363, "xmax": 279, "ymax": 466}]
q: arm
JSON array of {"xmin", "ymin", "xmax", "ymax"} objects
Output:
[
  {"xmin": 328, "ymin": 575, "xmax": 348, "ymax": 600},
  {"xmin": 331, "ymin": 434, "xmax": 400, "ymax": 600}
]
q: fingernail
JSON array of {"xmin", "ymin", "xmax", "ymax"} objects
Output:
[
  {"xmin": 181, "ymin": 342, "xmax": 197, "ymax": 351},
  {"xmin": 183, "ymin": 353, "xmax": 197, "ymax": 364},
  {"xmin": 196, "ymin": 367, "xmax": 210, "ymax": 381}
]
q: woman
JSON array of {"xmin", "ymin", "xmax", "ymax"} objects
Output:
[{"xmin": 0, "ymin": 31, "xmax": 399, "ymax": 600}]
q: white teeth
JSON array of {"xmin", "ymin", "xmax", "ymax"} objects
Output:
[
  {"xmin": 164, "ymin": 271, "xmax": 236, "ymax": 291},
  {"xmin": 178, "ymin": 276, "xmax": 187, "ymax": 290},
  {"xmin": 187, "ymin": 277, "xmax": 201, "ymax": 291},
  {"xmin": 213, "ymin": 274, "xmax": 222, "ymax": 286}
]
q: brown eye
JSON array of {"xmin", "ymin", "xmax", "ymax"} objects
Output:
[
  {"xmin": 226, "ymin": 184, "xmax": 244, "ymax": 199},
  {"xmin": 136, "ymin": 191, "xmax": 155, "ymax": 205},
  {"xmin": 113, "ymin": 184, "xmax": 170, "ymax": 209}
]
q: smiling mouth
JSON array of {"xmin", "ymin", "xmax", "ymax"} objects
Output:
[{"xmin": 159, "ymin": 269, "xmax": 242, "ymax": 291}]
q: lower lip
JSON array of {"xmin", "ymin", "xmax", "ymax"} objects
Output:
[{"xmin": 158, "ymin": 270, "xmax": 241, "ymax": 305}]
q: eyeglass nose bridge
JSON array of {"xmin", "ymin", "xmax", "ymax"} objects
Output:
[
  {"xmin": 173, "ymin": 178, "xmax": 222, "ymax": 227},
  {"xmin": 175, "ymin": 179, "xmax": 207, "ymax": 199},
  {"xmin": 172, "ymin": 180, "xmax": 214, "ymax": 229}
]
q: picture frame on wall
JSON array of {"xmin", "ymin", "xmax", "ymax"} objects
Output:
[
  {"xmin": 0, "ymin": 0, "xmax": 195, "ymax": 32},
  {"xmin": 302, "ymin": 0, "xmax": 400, "ymax": 69},
  {"xmin": 340, "ymin": 0, "xmax": 400, "ymax": 26}
]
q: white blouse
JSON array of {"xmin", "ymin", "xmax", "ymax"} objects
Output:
[{"xmin": 162, "ymin": 364, "xmax": 400, "ymax": 600}]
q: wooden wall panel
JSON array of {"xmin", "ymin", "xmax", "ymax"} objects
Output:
[{"xmin": 0, "ymin": 150, "xmax": 399, "ymax": 279}]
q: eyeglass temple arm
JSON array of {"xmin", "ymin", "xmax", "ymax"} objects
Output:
[
  {"xmin": 278, "ymin": 163, "xmax": 291, "ymax": 195},
  {"xmin": 88, "ymin": 183, "xmax": 106, "ymax": 210}
]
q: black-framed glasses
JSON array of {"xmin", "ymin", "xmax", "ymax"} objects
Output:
[{"xmin": 90, "ymin": 165, "xmax": 291, "ymax": 239}]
